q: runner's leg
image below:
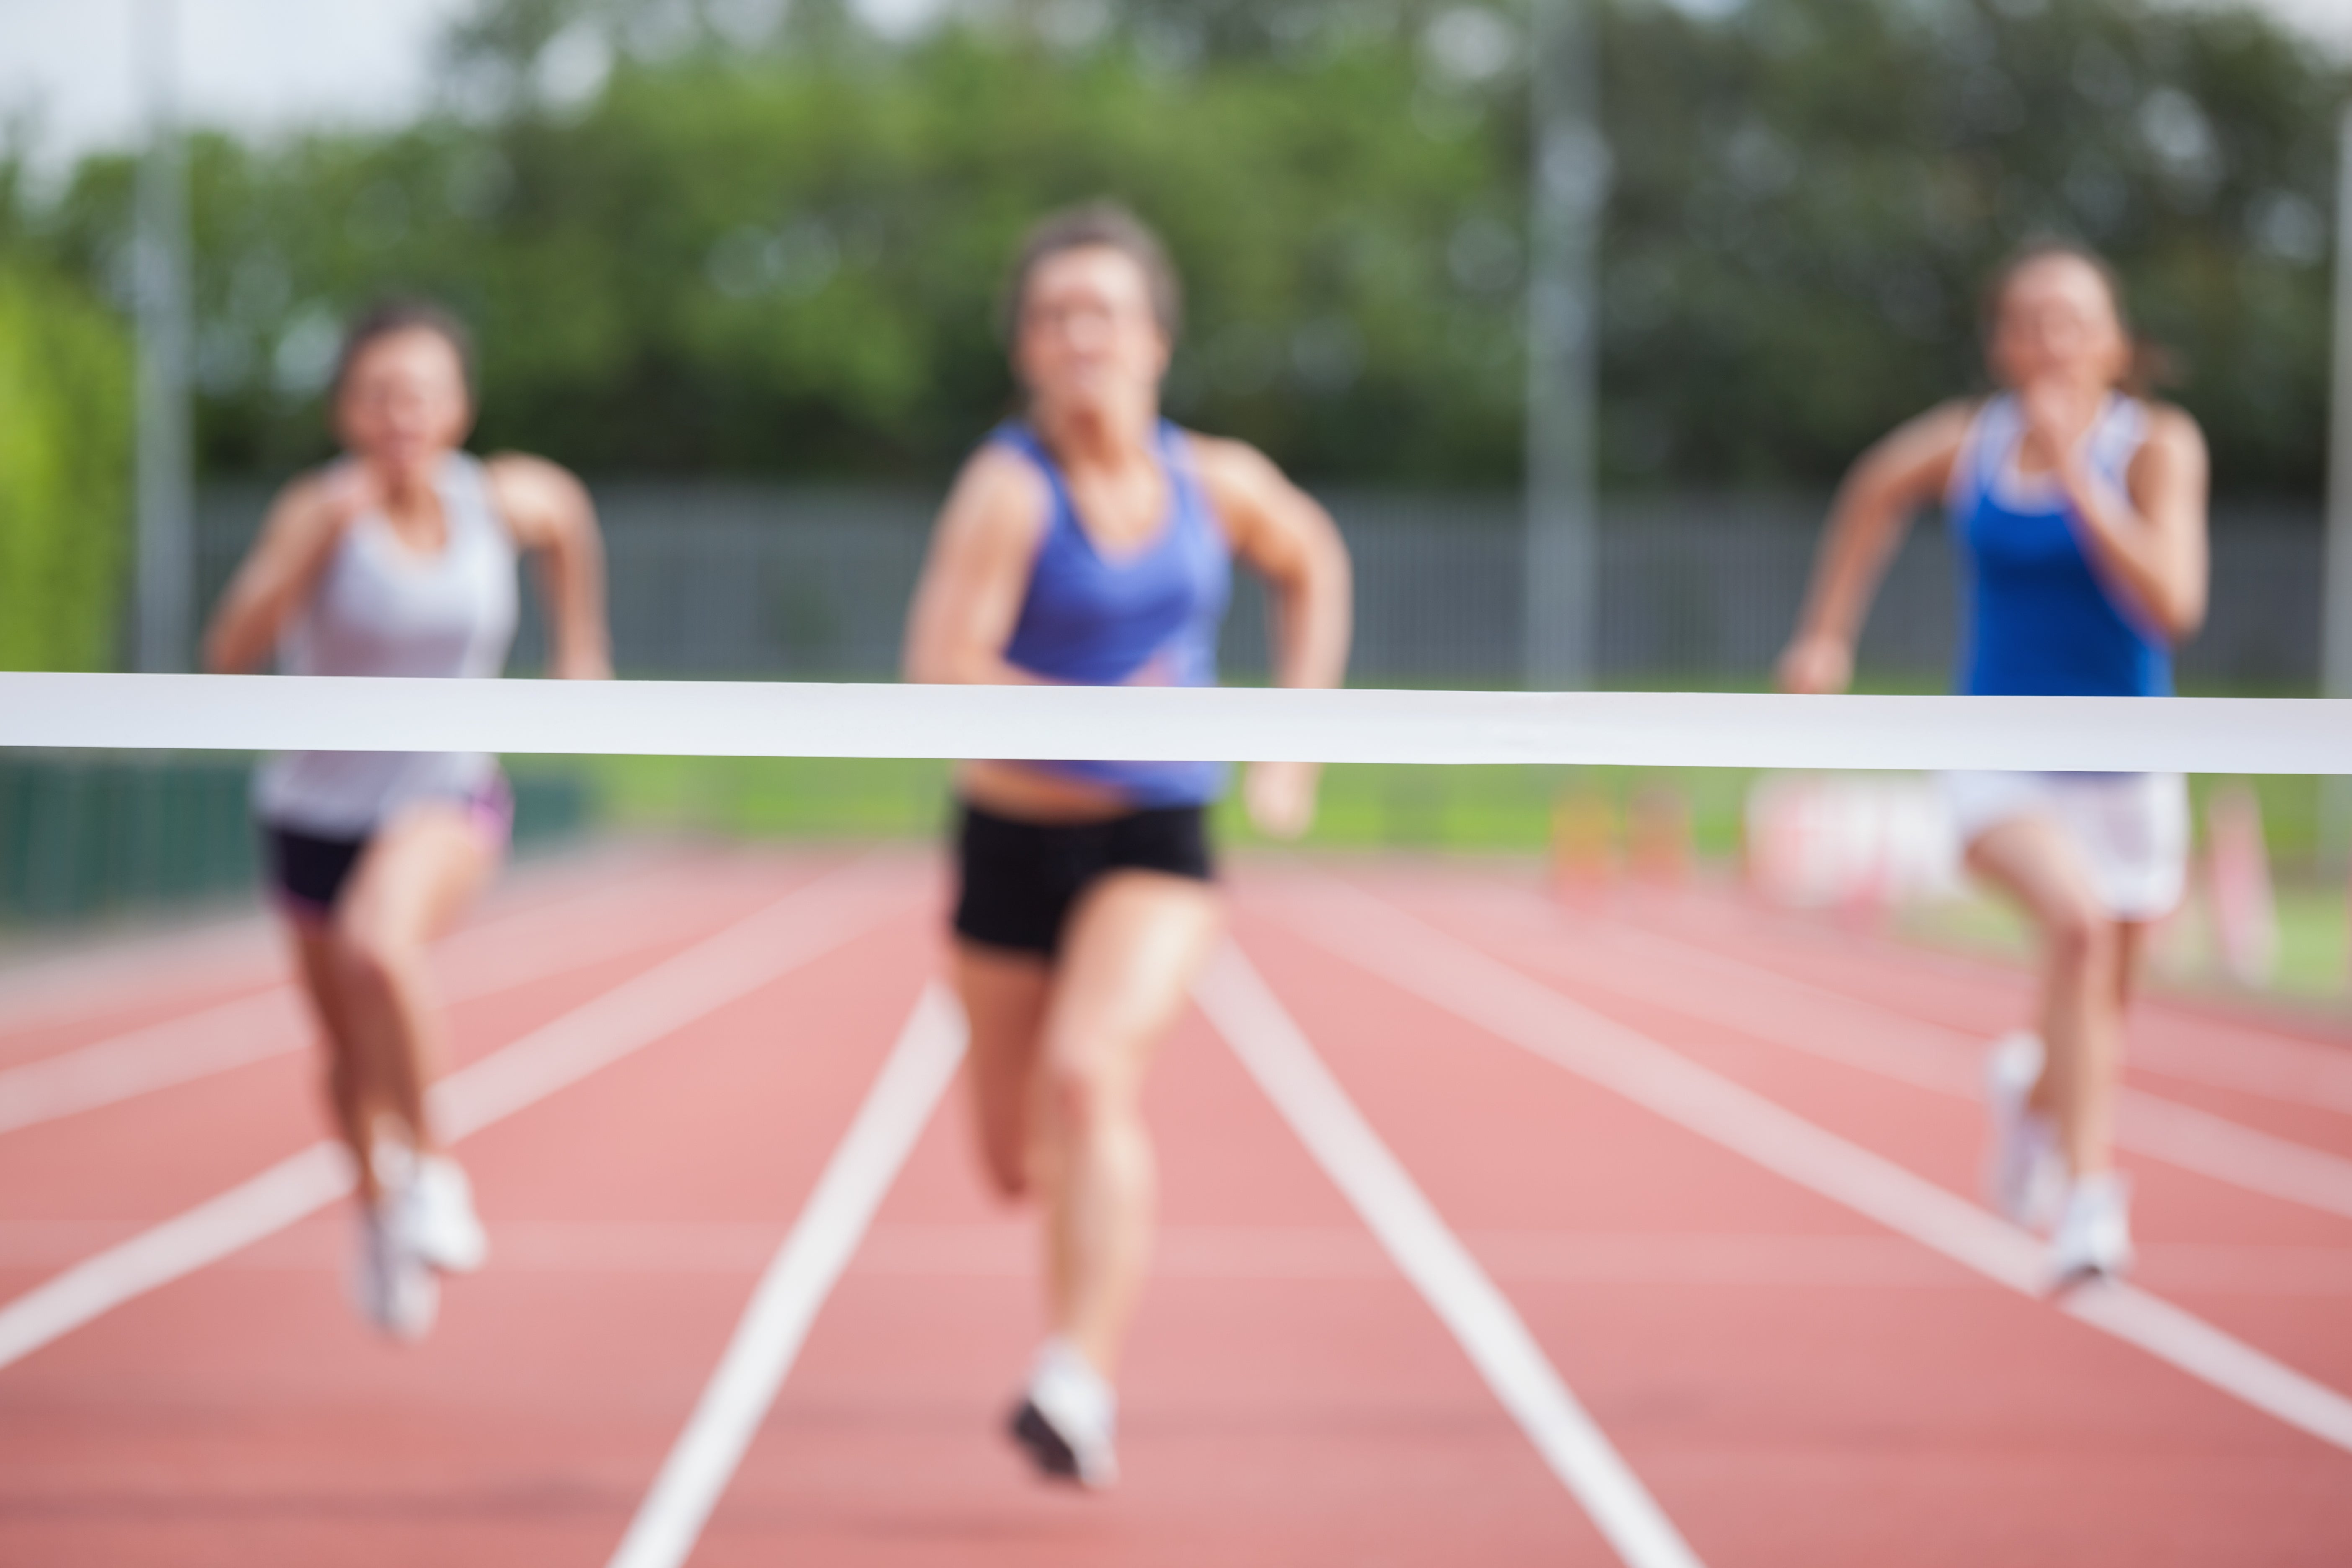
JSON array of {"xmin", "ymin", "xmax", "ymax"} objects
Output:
[
  {"xmin": 325, "ymin": 803, "xmax": 501, "ymax": 1159},
  {"xmin": 956, "ymin": 944, "xmax": 1052, "ymax": 1199},
  {"xmin": 1035, "ymin": 871, "xmax": 1222, "ymax": 1376},
  {"xmin": 1966, "ymin": 816, "xmax": 2124, "ymax": 1177}
]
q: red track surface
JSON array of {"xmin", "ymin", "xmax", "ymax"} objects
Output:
[{"xmin": 1, "ymin": 845, "xmax": 2347, "ymax": 1564}]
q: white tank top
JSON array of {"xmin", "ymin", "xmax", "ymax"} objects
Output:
[{"xmin": 253, "ymin": 452, "xmax": 520, "ymax": 836}]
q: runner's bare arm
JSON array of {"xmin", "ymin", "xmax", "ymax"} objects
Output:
[
  {"xmin": 2058, "ymin": 406, "xmax": 2209, "ymax": 641},
  {"xmin": 902, "ymin": 447, "xmax": 1055, "ymax": 686},
  {"xmin": 1779, "ymin": 400, "xmax": 1975, "ymax": 694},
  {"xmin": 487, "ymin": 454, "xmax": 613, "ymax": 680},
  {"xmin": 1191, "ymin": 435, "xmax": 1351, "ymax": 692},
  {"xmin": 1192, "ymin": 434, "xmax": 1353, "ymax": 838},
  {"xmin": 201, "ymin": 469, "xmax": 371, "ymax": 674}
]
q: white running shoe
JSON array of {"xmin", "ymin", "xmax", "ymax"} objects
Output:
[
  {"xmin": 1008, "ymin": 1338, "xmax": 1119, "ymax": 1489},
  {"xmin": 1983, "ymin": 1032, "xmax": 2063, "ymax": 1231},
  {"xmin": 351, "ymin": 1201, "xmax": 438, "ymax": 1341},
  {"xmin": 2048, "ymin": 1172, "xmax": 2134, "ymax": 1289},
  {"xmin": 400, "ymin": 1155, "xmax": 489, "ymax": 1275}
]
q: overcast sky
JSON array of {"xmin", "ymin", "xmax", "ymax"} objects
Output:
[{"xmin": 2, "ymin": 0, "xmax": 2345, "ymax": 175}]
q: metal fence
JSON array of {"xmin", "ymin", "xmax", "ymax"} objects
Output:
[
  {"xmin": 0, "ymin": 755, "xmax": 588, "ymax": 926},
  {"xmin": 195, "ymin": 482, "xmax": 2326, "ymax": 687}
]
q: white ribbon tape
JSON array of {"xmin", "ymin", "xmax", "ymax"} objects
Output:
[{"xmin": 0, "ymin": 673, "xmax": 2344, "ymax": 774}]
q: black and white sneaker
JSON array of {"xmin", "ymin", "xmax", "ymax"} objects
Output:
[{"xmin": 1008, "ymin": 1339, "xmax": 1119, "ymax": 1489}]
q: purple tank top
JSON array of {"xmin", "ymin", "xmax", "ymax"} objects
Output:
[{"xmin": 994, "ymin": 421, "xmax": 1232, "ymax": 808}]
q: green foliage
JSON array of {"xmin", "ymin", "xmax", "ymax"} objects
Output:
[
  {"xmin": 10, "ymin": 0, "xmax": 2346, "ymax": 491},
  {"xmin": 0, "ymin": 260, "xmax": 133, "ymax": 670},
  {"xmin": 1600, "ymin": 0, "xmax": 2349, "ymax": 491}
]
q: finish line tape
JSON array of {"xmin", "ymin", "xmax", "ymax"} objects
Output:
[{"xmin": 0, "ymin": 673, "xmax": 2346, "ymax": 774}]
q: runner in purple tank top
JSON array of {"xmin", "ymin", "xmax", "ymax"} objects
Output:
[{"xmin": 905, "ymin": 204, "xmax": 1353, "ymax": 1487}]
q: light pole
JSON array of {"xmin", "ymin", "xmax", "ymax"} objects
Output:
[
  {"xmin": 1523, "ymin": 0, "xmax": 1605, "ymax": 689},
  {"xmin": 2324, "ymin": 106, "xmax": 2352, "ymax": 866},
  {"xmin": 134, "ymin": 0, "xmax": 193, "ymax": 673}
]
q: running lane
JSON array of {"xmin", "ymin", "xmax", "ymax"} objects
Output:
[
  {"xmin": 1231, "ymin": 866, "xmax": 2352, "ymax": 1567},
  {"xmin": 0, "ymin": 849, "xmax": 824, "ymax": 1290},
  {"xmin": 1614, "ymin": 879, "xmax": 2352, "ymax": 1153},
  {"xmin": 10, "ymin": 848, "xmax": 2349, "ymax": 1563},
  {"xmin": 0, "ymin": 851, "xmax": 936, "ymax": 1565},
  {"xmin": 0, "ymin": 843, "xmax": 686, "ymax": 1072},
  {"xmin": 681, "ymin": 970, "xmax": 1612, "ymax": 1563}
]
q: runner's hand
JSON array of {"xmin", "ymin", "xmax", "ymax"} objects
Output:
[
  {"xmin": 2019, "ymin": 378, "xmax": 2100, "ymax": 480},
  {"xmin": 1245, "ymin": 758, "xmax": 1319, "ymax": 841},
  {"xmin": 548, "ymin": 647, "xmax": 613, "ymax": 681},
  {"xmin": 316, "ymin": 462, "xmax": 387, "ymax": 539},
  {"xmin": 1776, "ymin": 634, "xmax": 1852, "ymax": 695}
]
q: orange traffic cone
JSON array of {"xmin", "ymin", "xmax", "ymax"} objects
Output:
[
  {"xmin": 1550, "ymin": 784, "xmax": 1620, "ymax": 903},
  {"xmin": 1627, "ymin": 782, "xmax": 1693, "ymax": 886}
]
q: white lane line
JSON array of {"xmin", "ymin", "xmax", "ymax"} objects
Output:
[
  {"xmin": 1437, "ymin": 885, "xmax": 2352, "ymax": 1223},
  {"xmin": 1272, "ymin": 879, "xmax": 2352, "ymax": 1457},
  {"xmin": 0, "ymin": 860, "xmax": 767, "ymax": 1137},
  {"xmin": 0, "ymin": 842, "xmax": 661, "ymax": 1038},
  {"xmin": 0, "ymin": 1142, "xmax": 355, "ymax": 1372},
  {"xmin": 608, "ymin": 985, "xmax": 966, "ymax": 1568},
  {"xmin": 0, "ymin": 923, "xmax": 278, "ymax": 1038},
  {"xmin": 0, "ymin": 990, "xmax": 309, "ymax": 1136},
  {"xmin": 0, "ymin": 859, "xmax": 913, "ymax": 1373},
  {"xmin": 1197, "ymin": 946, "xmax": 1705, "ymax": 1568},
  {"xmin": 1629, "ymin": 889, "xmax": 2352, "ymax": 1117}
]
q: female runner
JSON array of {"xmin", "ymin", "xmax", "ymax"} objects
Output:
[
  {"xmin": 904, "ymin": 204, "xmax": 1351, "ymax": 1485},
  {"xmin": 1779, "ymin": 242, "xmax": 2208, "ymax": 1285},
  {"xmin": 204, "ymin": 299, "xmax": 611, "ymax": 1338}
]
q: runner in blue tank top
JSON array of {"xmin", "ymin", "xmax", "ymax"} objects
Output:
[
  {"xmin": 905, "ymin": 204, "xmax": 1351, "ymax": 1487},
  {"xmin": 1780, "ymin": 243, "xmax": 2209, "ymax": 1287}
]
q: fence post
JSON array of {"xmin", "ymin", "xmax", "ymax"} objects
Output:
[{"xmin": 134, "ymin": 0, "xmax": 194, "ymax": 674}]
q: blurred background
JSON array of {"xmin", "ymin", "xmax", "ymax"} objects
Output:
[{"xmin": 1, "ymin": 0, "xmax": 2348, "ymax": 1000}]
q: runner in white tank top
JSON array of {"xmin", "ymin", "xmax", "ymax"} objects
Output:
[
  {"xmin": 204, "ymin": 299, "xmax": 611, "ymax": 1340},
  {"xmin": 253, "ymin": 448, "xmax": 518, "ymax": 837}
]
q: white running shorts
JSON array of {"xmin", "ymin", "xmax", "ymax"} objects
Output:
[{"xmin": 1939, "ymin": 771, "xmax": 2190, "ymax": 922}]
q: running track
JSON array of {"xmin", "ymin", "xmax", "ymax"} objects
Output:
[{"xmin": 1, "ymin": 843, "xmax": 2348, "ymax": 1564}]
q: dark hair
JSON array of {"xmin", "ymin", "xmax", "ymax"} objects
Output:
[
  {"xmin": 998, "ymin": 201, "xmax": 1182, "ymax": 344},
  {"xmin": 332, "ymin": 296, "xmax": 476, "ymax": 402},
  {"xmin": 1980, "ymin": 239, "xmax": 2174, "ymax": 395}
]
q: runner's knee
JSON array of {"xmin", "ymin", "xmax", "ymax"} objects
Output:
[
  {"xmin": 328, "ymin": 918, "xmax": 418, "ymax": 998},
  {"xmin": 978, "ymin": 1112, "xmax": 1030, "ymax": 1199},
  {"xmin": 1044, "ymin": 1045, "xmax": 1135, "ymax": 1138},
  {"xmin": 2040, "ymin": 895, "xmax": 2112, "ymax": 971}
]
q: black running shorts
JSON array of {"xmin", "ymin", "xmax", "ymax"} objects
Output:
[
  {"xmin": 262, "ymin": 824, "xmax": 371, "ymax": 918},
  {"xmin": 951, "ymin": 801, "xmax": 1215, "ymax": 959}
]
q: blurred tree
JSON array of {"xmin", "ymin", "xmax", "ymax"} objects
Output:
[
  {"xmin": 9, "ymin": 0, "xmax": 2344, "ymax": 494},
  {"xmin": 0, "ymin": 258, "xmax": 134, "ymax": 668},
  {"xmin": 1598, "ymin": 0, "xmax": 2347, "ymax": 491}
]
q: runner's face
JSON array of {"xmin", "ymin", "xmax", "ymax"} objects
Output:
[
  {"xmin": 1990, "ymin": 255, "xmax": 2130, "ymax": 395},
  {"xmin": 335, "ymin": 329, "xmax": 474, "ymax": 480},
  {"xmin": 1015, "ymin": 247, "xmax": 1169, "ymax": 421}
]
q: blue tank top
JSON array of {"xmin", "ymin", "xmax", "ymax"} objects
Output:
[
  {"xmin": 1950, "ymin": 394, "xmax": 2171, "ymax": 699},
  {"xmin": 995, "ymin": 420, "xmax": 1233, "ymax": 807}
]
